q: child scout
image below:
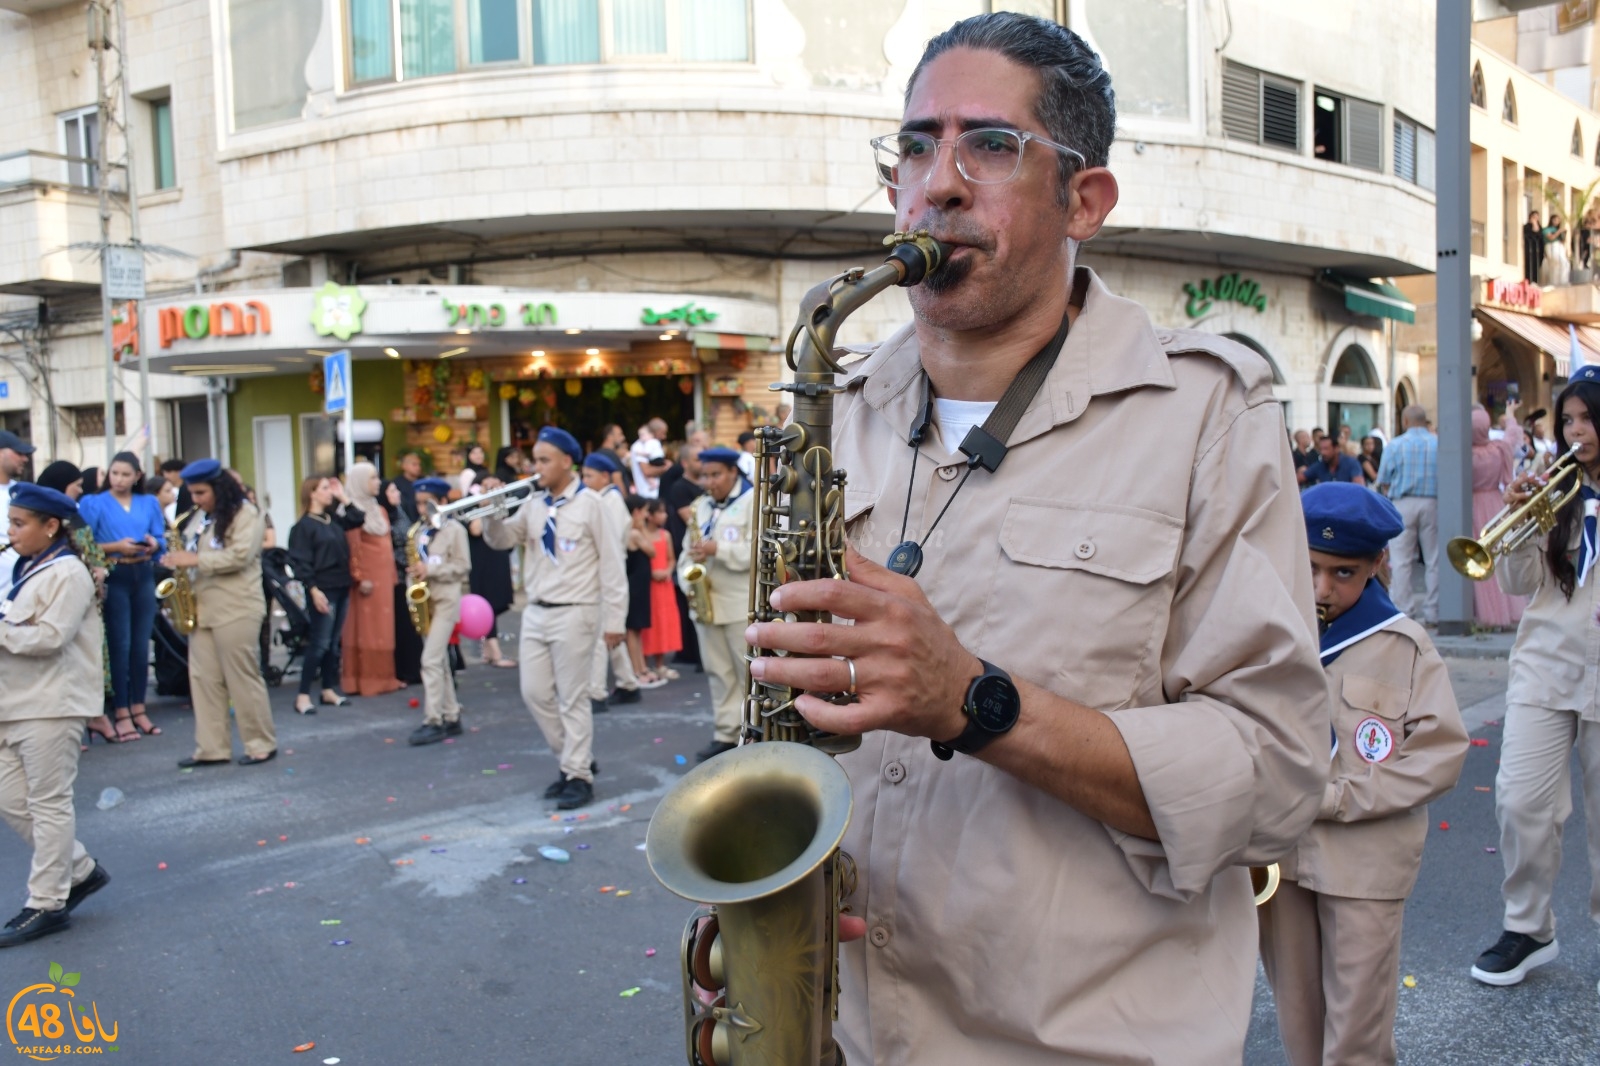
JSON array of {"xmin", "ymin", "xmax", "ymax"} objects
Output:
[{"xmin": 1257, "ymin": 482, "xmax": 1469, "ymax": 1066}]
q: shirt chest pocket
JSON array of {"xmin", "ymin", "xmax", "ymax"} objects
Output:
[
  {"xmin": 992, "ymin": 498, "xmax": 1183, "ymax": 709},
  {"xmin": 1339, "ymin": 673, "xmax": 1411, "ymax": 765}
]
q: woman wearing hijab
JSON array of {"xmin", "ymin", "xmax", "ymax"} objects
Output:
[
  {"xmin": 381, "ymin": 478, "xmax": 425, "ymax": 685},
  {"xmin": 1472, "ymin": 401, "xmax": 1528, "ymax": 627},
  {"xmin": 340, "ymin": 461, "xmax": 402, "ymax": 696}
]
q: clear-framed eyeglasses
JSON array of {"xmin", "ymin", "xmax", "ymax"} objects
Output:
[{"xmin": 869, "ymin": 127, "xmax": 1086, "ymax": 189}]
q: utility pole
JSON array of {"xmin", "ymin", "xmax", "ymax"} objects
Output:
[
  {"xmin": 90, "ymin": 0, "xmax": 149, "ymax": 471},
  {"xmin": 1436, "ymin": 0, "xmax": 1473, "ymax": 635}
]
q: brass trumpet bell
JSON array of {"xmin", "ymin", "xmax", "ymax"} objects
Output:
[
  {"xmin": 1446, "ymin": 538, "xmax": 1495, "ymax": 582},
  {"xmin": 1448, "ymin": 445, "xmax": 1584, "ymax": 581}
]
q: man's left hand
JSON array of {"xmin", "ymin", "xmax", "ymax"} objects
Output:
[
  {"xmin": 690, "ymin": 539, "xmax": 717, "ymax": 561},
  {"xmin": 744, "ymin": 546, "xmax": 976, "ymax": 741}
]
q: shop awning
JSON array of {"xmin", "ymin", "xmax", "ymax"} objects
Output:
[
  {"xmin": 1475, "ymin": 306, "xmax": 1600, "ymax": 378},
  {"xmin": 1326, "ymin": 274, "xmax": 1417, "ymax": 323}
]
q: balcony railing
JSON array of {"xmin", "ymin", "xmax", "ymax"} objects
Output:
[{"xmin": 0, "ymin": 150, "xmax": 124, "ymax": 195}]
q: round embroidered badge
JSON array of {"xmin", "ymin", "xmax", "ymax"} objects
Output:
[{"xmin": 1353, "ymin": 717, "xmax": 1394, "ymax": 763}]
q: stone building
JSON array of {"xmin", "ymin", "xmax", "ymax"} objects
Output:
[{"xmin": 1, "ymin": 0, "xmax": 1434, "ymax": 533}]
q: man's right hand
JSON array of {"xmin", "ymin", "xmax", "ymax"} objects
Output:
[{"xmin": 311, "ymin": 587, "xmax": 330, "ymax": 615}]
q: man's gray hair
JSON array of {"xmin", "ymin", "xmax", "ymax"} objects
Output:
[
  {"xmin": 1401, "ymin": 404, "xmax": 1430, "ymax": 428},
  {"xmin": 907, "ymin": 12, "xmax": 1116, "ymax": 205}
]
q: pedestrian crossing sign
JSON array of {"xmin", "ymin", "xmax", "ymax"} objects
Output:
[{"xmin": 324, "ymin": 350, "xmax": 351, "ymax": 414}]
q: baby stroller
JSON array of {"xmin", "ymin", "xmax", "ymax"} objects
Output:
[{"xmin": 261, "ymin": 547, "xmax": 311, "ymax": 687}]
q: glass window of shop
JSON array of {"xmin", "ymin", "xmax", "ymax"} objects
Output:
[{"xmin": 346, "ymin": 0, "xmax": 748, "ymax": 85}]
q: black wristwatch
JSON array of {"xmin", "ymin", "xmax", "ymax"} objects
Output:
[{"xmin": 931, "ymin": 660, "xmax": 1021, "ymax": 761}]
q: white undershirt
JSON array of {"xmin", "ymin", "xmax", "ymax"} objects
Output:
[{"xmin": 934, "ymin": 398, "xmax": 997, "ymax": 454}]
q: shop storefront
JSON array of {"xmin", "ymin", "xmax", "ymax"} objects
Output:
[
  {"xmin": 1473, "ymin": 277, "xmax": 1600, "ymax": 419},
  {"xmin": 141, "ymin": 284, "xmax": 782, "ymax": 534}
]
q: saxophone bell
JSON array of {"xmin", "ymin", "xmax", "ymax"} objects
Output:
[
  {"xmin": 404, "ymin": 522, "xmax": 432, "ymax": 636},
  {"xmin": 156, "ymin": 509, "xmax": 199, "ymax": 635}
]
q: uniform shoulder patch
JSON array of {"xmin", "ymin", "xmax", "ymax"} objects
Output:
[{"xmin": 1158, "ymin": 328, "xmax": 1277, "ymax": 402}]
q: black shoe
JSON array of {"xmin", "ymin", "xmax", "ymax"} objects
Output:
[
  {"xmin": 591, "ymin": 759, "xmax": 599, "ymax": 775},
  {"xmin": 591, "ymin": 698, "xmax": 610, "ymax": 715},
  {"xmin": 0, "ymin": 907, "xmax": 70, "ymax": 948},
  {"xmin": 65, "ymin": 863, "xmax": 110, "ymax": 913},
  {"xmin": 543, "ymin": 775, "xmax": 569, "ymax": 800},
  {"xmin": 177, "ymin": 756, "xmax": 230, "ymax": 769},
  {"xmin": 442, "ymin": 718, "xmax": 463, "ymax": 737},
  {"xmin": 237, "ymin": 750, "xmax": 277, "ymax": 766},
  {"xmin": 556, "ymin": 777, "xmax": 593, "ymax": 810},
  {"xmin": 1471, "ymin": 931, "xmax": 1560, "ymax": 986},
  {"xmin": 695, "ymin": 740, "xmax": 738, "ymax": 763},
  {"xmin": 609, "ymin": 687, "xmax": 641, "ymax": 705},
  {"xmin": 408, "ymin": 723, "xmax": 448, "ymax": 747}
]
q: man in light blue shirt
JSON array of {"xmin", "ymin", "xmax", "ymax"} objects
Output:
[{"xmin": 1374, "ymin": 405, "xmax": 1439, "ymax": 624}]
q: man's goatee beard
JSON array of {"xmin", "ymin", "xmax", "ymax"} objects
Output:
[{"xmin": 921, "ymin": 254, "xmax": 973, "ymax": 295}]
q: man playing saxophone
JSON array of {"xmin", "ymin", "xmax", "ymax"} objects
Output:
[
  {"xmin": 677, "ymin": 446, "xmax": 754, "ymax": 764},
  {"xmin": 739, "ymin": 13, "xmax": 1328, "ymax": 1064}
]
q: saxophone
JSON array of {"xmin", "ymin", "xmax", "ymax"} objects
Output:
[
  {"xmin": 404, "ymin": 521, "xmax": 432, "ymax": 636},
  {"xmin": 646, "ymin": 232, "xmax": 949, "ymax": 1066},
  {"xmin": 155, "ymin": 509, "xmax": 198, "ymax": 635},
  {"xmin": 682, "ymin": 521, "xmax": 716, "ymax": 625}
]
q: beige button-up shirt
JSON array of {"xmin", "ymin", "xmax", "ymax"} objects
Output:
[
  {"xmin": 1284, "ymin": 616, "xmax": 1467, "ymax": 899},
  {"xmin": 829, "ymin": 268, "xmax": 1328, "ymax": 1065},
  {"xmin": 677, "ymin": 486, "xmax": 754, "ymax": 625},
  {"xmin": 0, "ymin": 552, "xmax": 101, "ymax": 722},
  {"xmin": 484, "ymin": 477, "xmax": 627, "ymax": 633},
  {"xmin": 419, "ymin": 518, "xmax": 470, "ymax": 604},
  {"xmin": 1497, "ymin": 505, "xmax": 1600, "ymax": 719},
  {"xmin": 182, "ymin": 501, "xmax": 265, "ymax": 629}
]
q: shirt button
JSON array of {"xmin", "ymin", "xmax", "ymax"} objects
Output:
[
  {"xmin": 883, "ymin": 760, "xmax": 906, "ymax": 785},
  {"xmin": 1074, "ymin": 541, "xmax": 1096, "ymax": 559},
  {"xmin": 937, "ymin": 465, "xmax": 960, "ymax": 482},
  {"xmin": 869, "ymin": 925, "xmax": 891, "ymax": 947}
]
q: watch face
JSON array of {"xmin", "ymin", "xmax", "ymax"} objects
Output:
[{"xmin": 969, "ymin": 674, "xmax": 1018, "ymax": 732}]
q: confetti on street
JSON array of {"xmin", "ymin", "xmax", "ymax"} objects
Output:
[
  {"xmin": 320, "ymin": 920, "xmax": 341, "ymax": 925},
  {"xmin": 619, "ymin": 987, "xmax": 641, "ymax": 998},
  {"xmin": 1470, "ymin": 738, "xmax": 1490, "ymax": 747},
  {"xmin": 157, "ymin": 862, "xmax": 167, "ymax": 870},
  {"xmin": 1474, "ymin": 786, "xmax": 1492, "ymax": 792},
  {"xmin": 330, "ymin": 939, "xmax": 351, "ymax": 946},
  {"xmin": 1438, "ymin": 821, "xmax": 1450, "ymax": 830},
  {"xmin": 293, "ymin": 1042, "xmax": 316, "ymax": 1053},
  {"xmin": 1402, "ymin": 975, "xmax": 1416, "ymax": 988},
  {"xmin": 675, "ymin": 754, "xmax": 687, "ymax": 765},
  {"xmin": 355, "ymin": 837, "xmax": 371, "ymax": 844},
  {"xmin": 645, "ymin": 948, "xmax": 656, "ymax": 957}
]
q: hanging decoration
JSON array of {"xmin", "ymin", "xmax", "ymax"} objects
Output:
[
  {"xmin": 622, "ymin": 377, "xmax": 646, "ymax": 398},
  {"xmin": 413, "ymin": 386, "xmax": 431, "ymax": 406},
  {"xmin": 432, "ymin": 424, "xmax": 453, "ymax": 443},
  {"xmin": 468, "ymin": 369, "xmax": 486, "ymax": 389},
  {"xmin": 565, "ymin": 379, "xmax": 583, "ymax": 397},
  {"xmin": 678, "ymin": 377, "xmax": 695, "ymax": 395},
  {"xmin": 498, "ymin": 383, "xmax": 518, "ymax": 400},
  {"xmin": 430, "ymin": 360, "xmax": 453, "ymax": 419},
  {"xmin": 541, "ymin": 387, "xmax": 559, "ymax": 408},
  {"xmin": 517, "ymin": 387, "xmax": 537, "ymax": 406},
  {"xmin": 415, "ymin": 364, "xmax": 434, "ymax": 387},
  {"xmin": 726, "ymin": 351, "xmax": 749, "ymax": 372},
  {"xmin": 601, "ymin": 379, "xmax": 622, "ymax": 401},
  {"xmin": 309, "ymin": 370, "xmax": 323, "ymax": 394}
]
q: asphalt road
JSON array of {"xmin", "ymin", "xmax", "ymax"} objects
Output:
[{"xmin": 2, "ymin": 649, "xmax": 1594, "ymax": 1065}]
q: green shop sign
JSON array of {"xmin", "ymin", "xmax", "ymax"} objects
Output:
[
  {"xmin": 443, "ymin": 299, "xmax": 558, "ymax": 328},
  {"xmin": 641, "ymin": 302, "xmax": 718, "ymax": 327},
  {"xmin": 1183, "ymin": 273, "xmax": 1267, "ymax": 318},
  {"xmin": 310, "ymin": 282, "xmax": 367, "ymax": 341}
]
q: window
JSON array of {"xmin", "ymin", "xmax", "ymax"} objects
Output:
[
  {"xmin": 1332, "ymin": 345, "xmax": 1379, "ymax": 388},
  {"xmin": 344, "ymin": 0, "xmax": 748, "ymax": 86},
  {"xmin": 58, "ymin": 106, "xmax": 100, "ymax": 188},
  {"xmin": 1503, "ymin": 81, "xmax": 1517, "ymax": 124},
  {"xmin": 1221, "ymin": 60, "xmax": 1299, "ymax": 151},
  {"xmin": 1314, "ymin": 88, "xmax": 1381, "ymax": 172},
  {"xmin": 1393, "ymin": 112, "xmax": 1435, "ymax": 190},
  {"xmin": 69, "ymin": 404, "xmax": 126, "ymax": 440},
  {"xmin": 1470, "ymin": 61, "xmax": 1486, "ymax": 109},
  {"xmin": 150, "ymin": 94, "xmax": 176, "ymax": 190},
  {"xmin": 1079, "ymin": 0, "xmax": 1191, "ymax": 120},
  {"xmin": 1573, "ymin": 119, "xmax": 1584, "ymax": 158}
]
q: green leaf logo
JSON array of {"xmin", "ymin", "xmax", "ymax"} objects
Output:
[
  {"xmin": 62, "ymin": 972, "xmax": 80, "ymax": 986},
  {"xmin": 310, "ymin": 282, "xmax": 367, "ymax": 341},
  {"xmin": 49, "ymin": 962, "xmax": 62, "ymax": 983}
]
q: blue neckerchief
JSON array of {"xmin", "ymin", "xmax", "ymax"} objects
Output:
[
  {"xmin": 542, "ymin": 491, "xmax": 572, "ymax": 561},
  {"xmin": 1320, "ymin": 578, "xmax": 1406, "ymax": 665},
  {"xmin": 6, "ymin": 541, "xmax": 72, "ymax": 604},
  {"xmin": 417, "ymin": 525, "xmax": 434, "ymax": 559},
  {"xmin": 701, "ymin": 482, "xmax": 751, "ymax": 538},
  {"xmin": 604, "ymin": 485, "xmax": 621, "ymax": 497},
  {"xmin": 1578, "ymin": 486, "xmax": 1599, "ymax": 588}
]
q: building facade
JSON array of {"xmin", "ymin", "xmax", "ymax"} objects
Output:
[{"xmin": 1, "ymin": 0, "xmax": 1436, "ymax": 533}]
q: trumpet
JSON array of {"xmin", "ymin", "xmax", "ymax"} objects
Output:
[
  {"xmin": 427, "ymin": 477, "xmax": 539, "ymax": 528},
  {"xmin": 1448, "ymin": 445, "xmax": 1583, "ymax": 581}
]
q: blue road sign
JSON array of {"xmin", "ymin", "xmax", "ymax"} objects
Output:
[
  {"xmin": 0, "ymin": 382, "xmax": 8, "ymax": 399},
  {"xmin": 324, "ymin": 350, "xmax": 351, "ymax": 414}
]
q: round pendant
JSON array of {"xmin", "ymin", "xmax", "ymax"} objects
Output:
[{"xmin": 886, "ymin": 540, "xmax": 924, "ymax": 577}]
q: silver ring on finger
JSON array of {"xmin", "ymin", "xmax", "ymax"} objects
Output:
[{"xmin": 843, "ymin": 657, "xmax": 857, "ymax": 697}]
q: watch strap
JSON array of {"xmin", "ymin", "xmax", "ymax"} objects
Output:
[{"xmin": 930, "ymin": 660, "xmax": 1017, "ymax": 761}]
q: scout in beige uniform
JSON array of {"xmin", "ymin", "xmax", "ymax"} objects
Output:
[
  {"xmin": 406, "ymin": 478, "xmax": 471, "ymax": 746},
  {"xmin": 0, "ymin": 485, "xmax": 110, "ymax": 948},
  {"xmin": 484, "ymin": 427, "xmax": 626, "ymax": 810},
  {"xmin": 582, "ymin": 451, "xmax": 641, "ymax": 711},
  {"xmin": 162, "ymin": 459, "xmax": 276, "ymax": 768},
  {"xmin": 1472, "ymin": 370, "xmax": 1600, "ymax": 990},
  {"xmin": 741, "ymin": 15, "xmax": 1329, "ymax": 1063},
  {"xmin": 676, "ymin": 447, "xmax": 753, "ymax": 762},
  {"xmin": 1259, "ymin": 483, "xmax": 1467, "ymax": 1066}
]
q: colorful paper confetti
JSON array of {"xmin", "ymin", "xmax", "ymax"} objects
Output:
[{"xmin": 619, "ymin": 987, "xmax": 641, "ymax": 998}]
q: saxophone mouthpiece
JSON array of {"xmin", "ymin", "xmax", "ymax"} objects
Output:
[{"xmin": 883, "ymin": 230, "xmax": 953, "ymax": 286}]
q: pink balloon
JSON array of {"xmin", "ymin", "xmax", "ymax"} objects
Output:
[{"xmin": 458, "ymin": 594, "xmax": 496, "ymax": 641}]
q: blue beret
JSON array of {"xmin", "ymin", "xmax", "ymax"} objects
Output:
[
  {"xmin": 180, "ymin": 458, "xmax": 222, "ymax": 483},
  {"xmin": 8, "ymin": 483, "xmax": 78, "ymax": 521},
  {"xmin": 537, "ymin": 426, "xmax": 583, "ymax": 464},
  {"xmin": 698, "ymin": 446, "xmax": 743, "ymax": 468},
  {"xmin": 413, "ymin": 477, "xmax": 452, "ymax": 497},
  {"xmin": 582, "ymin": 451, "xmax": 620, "ymax": 474},
  {"xmin": 1302, "ymin": 483, "xmax": 1404, "ymax": 557},
  {"xmin": 1572, "ymin": 364, "xmax": 1600, "ymax": 385}
]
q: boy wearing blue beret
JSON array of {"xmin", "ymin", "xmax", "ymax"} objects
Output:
[{"xmin": 1257, "ymin": 483, "xmax": 1468, "ymax": 1065}]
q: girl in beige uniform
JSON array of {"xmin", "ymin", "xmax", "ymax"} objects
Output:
[
  {"xmin": 1259, "ymin": 482, "xmax": 1468, "ymax": 1066},
  {"xmin": 160, "ymin": 459, "xmax": 276, "ymax": 768},
  {"xmin": 0, "ymin": 484, "xmax": 110, "ymax": 948}
]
